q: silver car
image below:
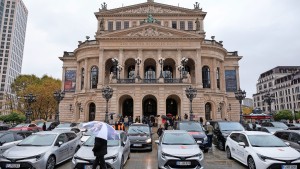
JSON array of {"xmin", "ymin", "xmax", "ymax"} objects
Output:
[
  {"xmin": 156, "ymin": 130, "xmax": 204, "ymax": 169},
  {"xmin": 0, "ymin": 130, "xmax": 81, "ymax": 169},
  {"xmin": 72, "ymin": 131, "xmax": 130, "ymax": 169}
]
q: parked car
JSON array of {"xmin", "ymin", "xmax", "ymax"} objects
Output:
[
  {"xmin": 156, "ymin": 130, "xmax": 204, "ymax": 169},
  {"xmin": 56, "ymin": 122, "xmax": 78, "ymax": 128},
  {"xmin": 274, "ymin": 130, "xmax": 300, "ymax": 152},
  {"xmin": 72, "ymin": 130, "xmax": 130, "ymax": 169},
  {"xmin": 53, "ymin": 127, "xmax": 82, "ymax": 138},
  {"xmin": 173, "ymin": 121, "xmax": 209, "ymax": 152},
  {"xmin": 127, "ymin": 123, "xmax": 152, "ymax": 151},
  {"xmin": 0, "ymin": 131, "xmax": 32, "ymax": 154},
  {"xmin": 9, "ymin": 123, "xmax": 42, "ymax": 132},
  {"xmin": 0, "ymin": 130, "xmax": 81, "ymax": 169},
  {"xmin": 259, "ymin": 127, "xmax": 284, "ymax": 134},
  {"xmin": 225, "ymin": 131, "xmax": 300, "ymax": 169},
  {"xmin": 210, "ymin": 121, "xmax": 245, "ymax": 150},
  {"xmin": 261, "ymin": 121, "xmax": 289, "ymax": 130},
  {"xmin": 37, "ymin": 121, "xmax": 60, "ymax": 131},
  {"xmin": 0, "ymin": 124, "xmax": 11, "ymax": 131},
  {"xmin": 244, "ymin": 123, "xmax": 261, "ymax": 131}
]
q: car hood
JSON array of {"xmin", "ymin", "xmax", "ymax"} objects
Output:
[
  {"xmin": 187, "ymin": 131, "xmax": 206, "ymax": 139},
  {"xmin": 128, "ymin": 134, "xmax": 150, "ymax": 140},
  {"xmin": 81, "ymin": 136, "xmax": 90, "ymax": 143},
  {"xmin": 254, "ymin": 147, "xmax": 300, "ymax": 159},
  {"xmin": 3, "ymin": 146, "xmax": 51, "ymax": 158},
  {"xmin": 162, "ymin": 145, "xmax": 200, "ymax": 156},
  {"xmin": 76, "ymin": 146, "xmax": 120, "ymax": 159}
]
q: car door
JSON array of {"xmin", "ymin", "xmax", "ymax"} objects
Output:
[
  {"xmin": 289, "ymin": 133, "xmax": 300, "ymax": 152},
  {"xmin": 235, "ymin": 134, "xmax": 249, "ymax": 164},
  {"xmin": 55, "ymin": 133, "xmax": 69, "ymax": 163},
  {"xmin": 228, "ymin": 133, "xmax": 240, "ymax": 158},
  {"xmin": 121, "ymin": 132, "xmax": 130, "ymax": 160},
  {"xmin": 66, "ymin": 132, "xmax": 79, "ymax": 157},
  {"xmin": 0, "ymin": 133, "xmax": 15, "ymax": 154}
]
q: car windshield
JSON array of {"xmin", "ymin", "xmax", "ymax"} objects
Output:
[
  {"xmin": 84, "ymin": 135, "xmax": 120, "ymax": 147},
  {"xmin": 15, "ymin": 124, "xmax": 25, "ymax": 128},
  {"xmin": 162, "ymin": 133, "xmax": 195, "ymax": 145},
  {"xmin": 18, "ymin": 134, "xmax": 57, "ymax": 146},
  {"xmin": 248, "ymin": 135, "xmax": 287, "ymax": 147},
  {"xmin": 56, "ymin": 123, "xmax": 71, "ymax": 128},
  {"xmin": 219, "ymin": 122, "xmax": 244, "ymax": 131},
  {"xmin": 272, "ymin": 122, "xmax": 288, "ymax": 129},
  {"xmin": 179, "ymin": 122, "xmax": 203, "ymax": 132},
  {"xmin": 265, "ymin": 127, "xmax": 283, "ymax": 132},
  {"xmin": 128, "ymin": 126, "xmax": 149, "ymax": 134},
  {"xmin": 294, "ymin": 124, "xmax": 300, "ymax": 127}
]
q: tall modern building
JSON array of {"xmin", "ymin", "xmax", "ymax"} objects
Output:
[
  {"xmin": 59, "ymin": 0, "xmax": 243, "ymax": 123},
  {"xmin": 0, "ymin": 0, "xmax": 28, "ymax": 114}
]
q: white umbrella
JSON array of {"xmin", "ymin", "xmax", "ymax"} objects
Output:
[{"xmin": 83, "ymin": 121, "xmax": 119, "ymax": 140}]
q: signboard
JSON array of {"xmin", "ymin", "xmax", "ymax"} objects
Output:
[
  {"xmin": 64, "ymin": 70, "xmax": 76, "ymax": 92},
  {"xmin": 225, "ymin": 70, "xmax": 237, "ymax": 92}
]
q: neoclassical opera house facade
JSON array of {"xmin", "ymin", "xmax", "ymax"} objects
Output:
[{"xmin": 59, "ymin": 0, "xmax": 243, "ymax": 124}]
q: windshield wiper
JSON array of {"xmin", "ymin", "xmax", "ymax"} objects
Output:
[
  {"xmin": 251, "ymin": 145, "xmax": 262, "ymax": 147},
  {"xmin": 18, "ymin": 144, "xmax": 33, "ymax": 146},
  {"xmin": 136, "ymin": 129, "xmax": 147, "ymax": 134}
]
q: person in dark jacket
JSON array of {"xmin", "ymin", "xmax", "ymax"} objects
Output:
[
  {"xmin": 42, "ymin": 122, "xmax": 46, "ymax": 131},
  {"xmin": 92, "ymin": 137, "xmax": 107, "ymax": 169},
  {"xmin": 157, "ymin": 124, "xmax": 163, "ymax": 137}
]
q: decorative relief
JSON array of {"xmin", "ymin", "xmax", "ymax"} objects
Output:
[
  {"xmin": 119, "ymin": 6, "xmax": 185, "ymax": 14},
  {"xmin": 127, "ymin": 28, "xmax": 173, "ymax": 37}
]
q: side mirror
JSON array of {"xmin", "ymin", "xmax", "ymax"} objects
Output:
[
  {"xmin": 238, "ymin": 142, "xmax": 246, "ymax": 147},
  {"xmin": 155, "ymin": 140, "xmax": 159, "ymax": 144},
  {"xmin": 285, "ymin": 142, "xmax": 290, "ymax": 146},
  {"xmin": 196, "ymin": 140, "xmax": 202, "ymax": 144},
  {"xmin": 57, "ymin": 141, "xmax": 63, "ymax": 147}
]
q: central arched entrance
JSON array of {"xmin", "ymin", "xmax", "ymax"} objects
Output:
[
  {"xmin": 166, "ymin": 95, "xmax": 181, "ymax": 117},
  {"xmin": 142, "ymin": 95, "xmax": 157, "ymax": 117},
  {"xmin": 119, "ymin": 95, "xmax": 134, "ymax": 118},
  {"xmin": 205, "ymin": 103, "xmax": 212, "ymax": 121}
]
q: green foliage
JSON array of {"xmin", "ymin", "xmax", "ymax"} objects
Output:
[
  {"xmin": 0, "ymin": 112, "xmax": 26, "ymax": 123},
  {"xmin": 274, "ymin": 110, "xmax": 293, "ymax": 121},
  {"xmin": 295, "ymin": 111, "xmax": 300, "ymax": 121}
]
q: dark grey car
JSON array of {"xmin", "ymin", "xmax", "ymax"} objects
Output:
[
  {"xmin": 127, "ymin": 124, "xmax": 152, "ymax": 151},
  {"xmin": 274, "ymin": 130, "xmax": 300, "ymax": 152}
]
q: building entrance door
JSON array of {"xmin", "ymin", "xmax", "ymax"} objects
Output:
[
  {"xmin": 166, "ymin": 99, "xmax": 177, "ymax": 117},
  {"xmin": 89, "ymin": 103, "xmax": 96, "ymax": 121},
  {"xmin": 122, "ymin": 99, "xmax": 133, "ymax": 117},
  {"xmin": 143, "ymin": 98, "xmax": 157, "ymax": 117},
  {"xmin": 205, "ymin": 103, "xmax": 211, "ymax": 121}
]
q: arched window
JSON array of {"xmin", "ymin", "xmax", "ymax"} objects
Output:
[
  {"xmin": 163, "ymin": 66, "xmax": 173, "ymax": 79},
  {"xmin": 89, "ymin": 103, "xmax": 96, "ymax": 121},
  {"xmin": 81, "ymin": 68, "xmax": 84, "ymax": 90},
  {"xmin": 145, "ymin": 66, "xmax": 156, "ymax": 79},
  {"xmin": 182, "ymin": 65, "xmax": 190, "ymax": 77},
  {"xmin": 205, "ymin": 103, "xmax": 211, "ymax": 120},
  {"xmin": 128, "ymin": 65, "xmax": 135, "ymax": 79},
  {"xmin": 90, "ymin": 66, "xmax": 98, "ymax": 89},
  {"xmin": 202, "ymin": 66, "xmax": 211, "ymax": 88},
  {"xmin": 216, "ymin": 67, "xmax": 220, "ymax": 89}
]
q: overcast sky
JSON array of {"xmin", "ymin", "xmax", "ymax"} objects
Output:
[{"xmin": 21, "ymin": 0, "xmax": 300, "ymax": 98}]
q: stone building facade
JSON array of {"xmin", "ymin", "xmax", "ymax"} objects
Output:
[{"xmin": 59, "ymin": 0, "xmax": 243, "ymax": 123}]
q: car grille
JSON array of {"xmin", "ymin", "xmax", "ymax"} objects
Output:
[
  {"xmin": 267, "ymin": 163, "xmax": 300, "ymax": 169},
  {"xmin": 164, "ymin": 160, "xmax": 201, "ymax": 168},
  {"xmin": 130, "ymin": 140, "xmax": 146, "ymax": 144},
  {"xmin": 0, "ymin": 162, "xmax": 34, "ymax": 169},
  {"xmin": 74, "ymin": 162, "xmax": 113, "ymax": 169}
]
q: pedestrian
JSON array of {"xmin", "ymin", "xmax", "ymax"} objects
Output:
[
  {"xmin": 200, "ymin": 117, "xmax": 204, "ymax": 127},
  {"xmin": 164, "ymin": 121, "xmax": 169, "ymax": 130},
  {"xmin": 124, "ymin": 116, "xmax": 128, "ymax": 126},
  {"xmin": 157, "ymin": 124, "xmax": 163, "ymax": 137},
  {"xmin": 92, "ymin": 137, "xmax": 107, "ymax": 169},
  {"xmin": 184, "ymin": 113, "xmax": 188, "ymax": 120},
  {"xmin": 42, "ymin": 122, "xmax": 46, "ymax": 131},
  {"xmin": 205, "ymin": 122, "xmax": 213, "ymax": 149}
]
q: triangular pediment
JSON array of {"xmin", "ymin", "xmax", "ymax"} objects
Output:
[
  {"xmin": 97, "ymin": 23, "xmax": 205, "ymax": 40},
  {"xmin": 95, "ymin": 1, "xmax": 205, "ymax": 16}
]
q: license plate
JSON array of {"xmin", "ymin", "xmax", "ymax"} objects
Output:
[
  {"xmin": 84, "ymin": 165, "xmax": 93, "ymax": 169},
  {"xmin": 176, "ymin": 161, "xmax": 191, "ymax": 166},
  {"xmin": 282, "ymin": 165, "xmax": 297, "ymax": 169},
  {"xmin": 133, "ymin": 144, "xmax": 142, "ymax": 147},
  {"xmin": 6, "ymin": 164, "xmax": 20, "ymax": 168}
]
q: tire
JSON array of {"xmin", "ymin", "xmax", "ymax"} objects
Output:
[
  {"xmin": 218, "ymin": 141, "xmax": 224, "ymax": 151},
  {"xmin": 149, "ymin": 146, "xmax": 153, "ymax": 152},
  {"xmin": 46, "ymin": 155, "xmax": 56, "ymax": 169},
  {"xmin": 127, "ymin": 152, "xmax": 130, "ymax": 160},
  {"xmin": 226, "ymin": 147, "xmax": 232, "ymax": 159},
  {"xmin": 120, "ymin": 156, "xmax": 124, "ymax": 169},
  {"xmin": 203, "ymin": 149, "xmax": 209, "ymax": 153},
  {"xmin": 75, "ymin": 146, "xmax": 80, "ymax": 153},
  {"xmin": 248, "ymin": 156, "xmax": 256, "ymax": 169}
]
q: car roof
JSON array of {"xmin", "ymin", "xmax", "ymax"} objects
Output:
[
  {"xmin": 231, "ymin": 131, "xmax": 272, "ymax": 136},
  {"xmin": 34, "ymin": 130, "xmax": 74, "ymax": 135},
  {"xmin": 176, "ymin": 121, "xmax": 198, "ymax": 123},
  {"xmin": 275, "ymin": 130, "xmax": 300, "ymax": 134},
  {"xmin": 163, "ymin": 130, "xmax": 188, "ymax": 134},
  {"xmin": 130, "ymin": 123, "xmax": 149, "ymax": 127},
  {"xmin": 0, "ymin": 130, "xmax": 32, "ymax": 133}
]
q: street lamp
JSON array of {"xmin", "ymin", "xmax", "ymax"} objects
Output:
[
  {"xmin": 234, "ymin": 88, "xmax": 246, "ymax": 124},
  {"xmin": 158, "ymin": 57, "xmax": 165, "ymax": 78},
  {"xmin": 53, "ymin": 90, "xmax": 65, "ymax": 123},
  {"xmin": 185, "ymin": 86, "xmax": 197, "ymax": 121},
  {"xmin": 111, "ymin": 58, "xmax": 119, "ymax": 79},
  {"xmin": 135, "ymin": 57, "xmax": 142, "ymax": 80},
  {"xmin": 24, "ymin": 93, "xmax": 36, "ymax": 123},
  {"xmin": 181, "ymin": 57, "xmax": 188, "ymax": 78},
  {"xmin": 102, "ymin": 86, "xmax": 113, "ymax": 123},
  {"xmin": 262, "ymin": 90, "xmax": 275, "ymax": 116}
]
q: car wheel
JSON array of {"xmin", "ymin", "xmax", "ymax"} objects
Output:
[
  {"xmin": 226, "ymin": 147, "xmax": 232, "ymax": 159},
  {"xmin": 218, "ymin": 141, "xmax": 224, "ymax": 151},
  {"xmin": 128, "ymin": 152, "xmax": 130, "ymax": 160},
  {"xmin": 203, "ymin": 149, "xmax": 209, "ymax": 153},
  {"xmin": 149, "ymin": 146, "xmax": 153, "ymax": 152},
  {"xmin": 248, "ymin": 156, "xmax": 256, "ymax": 169},
  {"xmin": 46, "ymin": 155, "xmax": 56, "ymax": 169},
  {"xmin": 120, "ymin": 156, "xmax": 124, "ymax": 169}
]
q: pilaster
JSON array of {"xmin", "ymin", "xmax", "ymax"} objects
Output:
[{"xmin": 98, "ymin": 49, "xmax": 104, "ymax": 88}]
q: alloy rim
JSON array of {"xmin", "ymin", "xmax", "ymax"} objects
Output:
[
  {"xmin": 226, "ymin": 148, "xmax": 231, "ymax": 158},
  {"xmin": 248, "ymin": 157, "xmax": 256, "ymax": 169},
  {"xmin": 47, "ymin": 156, "xmax": 55, "ymax": 169}
]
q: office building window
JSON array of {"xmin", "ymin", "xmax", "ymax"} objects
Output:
[
  {"xmin": 172, "ymin": 21, "xmax": 177, "ymax": 29},
  {"xmin": 180, "ymin": 21, "xmax": 185, "ymax": 30},
  {"xmin": 124, "ymin": 21, "xmax": 129, "ymax": 29},
  {"xmin": 108, "ymin": 21, "xmax": 113, "ymax": 31},
  {"xmin": 116, "ymin": 21, "xmax": 121, "ymax": 30},
  {"xmin": 188, "ymin": 21, "xmax": 193, "ymax": 30}
]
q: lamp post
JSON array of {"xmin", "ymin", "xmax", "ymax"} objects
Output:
[
  {"xmin": 24, "ymin": 93, "xmax": 36, "ymax": 123},
  {"xmin": 53, "ymin": 90, "xmax": 65, "ymax": 123},
  {"xmin": 111, "ymin": 58, "xmax": 119, "ymax": 79},
  {"xmin": 102, "ymin": 86, "xmax": 113, "ymax": 123},
  {"xmin": 185, "ymin": 86, "xmax": 197, "ymax": 121},
  {"xmin": 234, "ymin": 88, "xmax": 246, "ymax": 124},
  {"xmin": 135, "ymin": 57, "xmax": 142, "ymax": 80},
  {"xmin": 181, "ymin": 57, "xmax": 188, "ymax": 78},
  {"xmin": 158, "ymin": 57, "xmax": 165, "ymax": 78}
]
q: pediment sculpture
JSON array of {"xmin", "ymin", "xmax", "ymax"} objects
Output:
[{"xmin": 126, "ymin": 28, "xmax": 173, "ymax": 37}]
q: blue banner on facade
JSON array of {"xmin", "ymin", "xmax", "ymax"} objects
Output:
[
  {"xmin": 64, "ymin": 70, "xmax": 76, "ymax": 92},
  {"xmin": 225, "ymin": 70, "xmax": 237, "ymax": 92}
]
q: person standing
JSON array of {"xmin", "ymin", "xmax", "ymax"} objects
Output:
[
  {"xmin": 184, "ymin": 113, "xmax": 188, "ymax": 120},
  {"xmin": 42, "ymin": 122, "xmax": 47, "ymax": 131},
  {"xmin": 164, "ymin": 121, "xmax": 169, "ymax": 130},
  {"xmin": 205, "ymin": 122, "xmax": 214, "ymax": 149},
  {"xmin": 92, "ymin": 137, "xmax": 107, "ymax": 169},
  {"xmin": 157, "ymin": 124, "xmax": 164, "ymax": 137},
  {"xmin": 199, "ymin": 117, "xmax": 204, "ymax": 127}
]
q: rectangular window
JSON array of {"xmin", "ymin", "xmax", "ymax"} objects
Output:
[
  {"xmin": 108, "ymin": 21, "xmax": 113, "ymax": 31},
  {"xmin": 132, "ymin": 21, "xmax": 137, "ymax": 27},
  {"xmin": 116, "ymin": 21, "xmax": 121, "ymax": 30},
  {"xmin": 172, "ymin": 21, "xmax": 177, "ymax": 29},
  {"xmin": 124, "ymin": 21, "xmax": 129, "ymax": 29},
  {"xmin": 180, "ymin": 21, "xmax": 185, "ymax": 30},
  {"xmin": 188, "ymin": 21, "xmax": 193, "ymax": 30}
]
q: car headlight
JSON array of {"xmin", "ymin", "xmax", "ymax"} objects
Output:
[
  {"xmin": 190, "ymin": 153, "xmax": 203, "ymax": 159},
  {"xmin": 146, "ymin": 138, "xmax": 152, "ymax": 143},
  {"xmin": 105, "ymin": 154, "xmax": 118, "ymax": 162},
  {"xmin": 257, "ymin": 153, "xmax": 277, "ymax": 162},
  {"xmin": 35, "ymin": 153, "xmax": 45, "ymax": 160}
]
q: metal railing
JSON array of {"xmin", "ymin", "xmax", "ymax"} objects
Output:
[
  {"xmin": 142, "ymin": 79, "xmax": 158, "ymax": 84},
  {"xmin": 117, "ymin": 79, "xmax": 135, "ymax": 84},
  {"xmin": 164, "ymin": 78, "xmax": 182, "ymax": 83}
]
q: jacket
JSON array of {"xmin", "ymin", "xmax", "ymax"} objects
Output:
[{"xmin": 92, "ymin": 137, "xmax": 108, "ymax": 156}]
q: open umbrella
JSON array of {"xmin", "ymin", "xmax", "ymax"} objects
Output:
[
  {"xmin": 109, "ymin": 112, "xmax": 116, "ymax": 115},
  {"xmin": 161, "ymin": 115, "xmax": 167, "ymax": 119},
  {"xmin": 83, "ymin": 121, "xmax": 118, "ymax": 140},
  {"xmin": 166, "ymin": 113, "xmax": 173, "ymax": 117}
]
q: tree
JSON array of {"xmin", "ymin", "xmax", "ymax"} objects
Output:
[
  {"xmin": 0, "ymin": 112, "xmax": 25, "ymax": 123},
  {"xmin": 274, "ymin": 110, "xmax": 293, "ymax": 121}
]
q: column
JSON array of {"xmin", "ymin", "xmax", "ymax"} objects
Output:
[
  {"xmin": 138, "ymin": 49, "xmax": 143, "ymax": 79},
  {"xmin": 195, "ymin": 49, "xmax": 202, "ymax": 87},
  {"xmin": 98, "ymin": 49, "xmax": 104, "ymax": 88},
  {"xmin": 84, "ymin": 58, "xmax": 89, "ymax": 90},
  {"xmin": 176, "ymin": 49, "xmax": 181, "ymax": 79},
  {"xmin": 157, "ymin": 49, "xmax": 162, "ymax": 79},
  {"xmin": 61, "ymin": 67, "xmax": 67, "ymax": 91},
  {"xmin": 211, "ymin": 58, "xmax": 216, "ymax": 90},
  {"xmin": 119, "ymin": 49, "xmax": 124, "ymax": 79},
  {"xmin": 75, "ymin": 63, "xmax": 80, "ymax": 92}
]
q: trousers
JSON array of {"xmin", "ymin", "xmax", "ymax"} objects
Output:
[{"xmin": 92, "ymin": 155, "xmax": 107, "ymax": 169}]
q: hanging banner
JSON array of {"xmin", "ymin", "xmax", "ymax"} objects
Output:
[
  {"xmin": 64, "ymin": 70, "xmax": 76, "ymax": 92},
  {"xmin": 225, "ymin": 70, "xmax": 237, "ymax": 92}
]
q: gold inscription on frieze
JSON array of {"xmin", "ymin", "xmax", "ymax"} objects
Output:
[{"xmin": 120, "ymin": 42, "xmax": 179, "ymax": 47}]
